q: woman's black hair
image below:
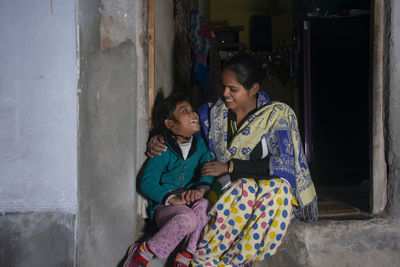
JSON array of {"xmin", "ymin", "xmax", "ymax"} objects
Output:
[
  {"xmin": 150, "ymin": 92, "xmax": 190, "ymax": 139},
  {"xmin": 223, "ymin": 54, "xmax": 264, "ymax": 90}
]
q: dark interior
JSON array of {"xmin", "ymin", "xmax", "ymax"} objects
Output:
[
  {"xmin": 294, "ymin": 1, "xmax": 371, "ymax": 218},
  {"xmin": 183, "ymin": 0, "xmax": 372, "ymax": 218}
]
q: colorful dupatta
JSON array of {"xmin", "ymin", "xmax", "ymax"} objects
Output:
[{"xmin": 198, "ymin": 91, "xmax": 318, "ymax": 221}]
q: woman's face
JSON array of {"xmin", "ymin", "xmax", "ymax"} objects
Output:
[
  {"xmin": 165, "ymin": 101, "xmax": 200, "ymax": 138},
  {"xmin": 222, "ymin": 69, "xmax": 258, "ymax": 112}
]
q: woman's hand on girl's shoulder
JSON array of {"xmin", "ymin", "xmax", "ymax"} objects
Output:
[{"xmin": 146, "ymin": 135, "xmax": 167, "ymax": 158}]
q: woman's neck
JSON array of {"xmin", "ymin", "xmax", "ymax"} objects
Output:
[{"xmin": 232, "ymin": 97, "xmax": 257, "ymax": 126}]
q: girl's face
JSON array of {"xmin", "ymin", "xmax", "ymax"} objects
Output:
[
  {"xmin": 222, "ymin": 69, "xmax": 259, "ymax": 112},
  {"xmin": 165, "ymin": 101, "xmax": 200, "ymax": 138}
]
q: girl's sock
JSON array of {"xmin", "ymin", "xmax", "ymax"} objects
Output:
[
  {"xmin": 173, "ymin": 250, "xmax": 192, "ymax": 267},
  {"xmin": 133, "ymin": 242, "xmax": 154, "ymax": 266}
]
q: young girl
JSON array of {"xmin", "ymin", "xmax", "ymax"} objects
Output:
[{"xmin": 123, "ymin": 93, "xmax": 214, "ymax": 267}]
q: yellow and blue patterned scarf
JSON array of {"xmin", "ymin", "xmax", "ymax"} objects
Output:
[{"xmin": 198, "ymin": 91, "xmax": 318, "ymax": 221}]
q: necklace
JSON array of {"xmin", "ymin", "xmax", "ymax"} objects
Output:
[{"xmin": 230, "ymin": 119, "xmax": 237, "ymax": 135}]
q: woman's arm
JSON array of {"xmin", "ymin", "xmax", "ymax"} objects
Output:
[
  {"xmin": 201, "ymin": 161, "xmax": 228, "ymax": 177},
  {"xmin": 201, "ymin": 137, "xmax": 270, "ymax": 180},
  {"xmin": 201, "ymin": 158, "xmax": 270, "ymax": 180},
  {"xmin": 145, "ymin": 135, "xmax": 167, "ymax": 158},
  {"xmin": 229, "ymin": 135, "xmax": 270, "ymax": 180},
  {"xmin": 229, "ymin": 158, "xmax": 270, "ymax": 180}
]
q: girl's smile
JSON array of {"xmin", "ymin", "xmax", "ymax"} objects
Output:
[{"xmin": 165, "ymin": 101, "xmax": 200, "ymax": 141}]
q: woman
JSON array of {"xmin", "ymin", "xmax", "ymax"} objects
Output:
[{"xmin": 147, "ymin": 54, "xmax": 317, "ymax": 266}]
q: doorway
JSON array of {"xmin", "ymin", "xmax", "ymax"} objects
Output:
[
  {"xmin": 298, "ymin": 4, "xmax": 371, "ymax": 218},
  {"xmin": 150, "ymin": 0, "xmax": 386, "ymax": 218}
]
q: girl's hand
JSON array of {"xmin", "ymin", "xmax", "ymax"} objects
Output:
[
  {"xmin": 201, "ymin": 161, "xmax": 229, "ymax": 177},
  {"xmin": 181, "ymin": 188, "xmax": 206, "ymax": 205},
  {"xmin": 145, "ymin": 135, "xmax": 167, "ymax": 158},
  {"xmin": 168, "ymin": 196, "xmax": 186, "ymax": 206}
]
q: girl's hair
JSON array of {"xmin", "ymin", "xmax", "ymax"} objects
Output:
[
  {"xmin": 151, "ymin": 92, "xmax": 190, "ymax": 138},
  {"xmin": 223, "ymin": 54, "xmax": 264, "ymax": 90}
]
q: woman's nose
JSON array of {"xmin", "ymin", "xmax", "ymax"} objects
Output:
[{"xmin": 223, "ymin": 87, "xmax": 229, "ymax": 96}]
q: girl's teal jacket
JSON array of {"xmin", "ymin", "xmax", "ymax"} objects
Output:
[{"xmin": 140, "ymin": 135, "xmax": 214, "ymax": 220}]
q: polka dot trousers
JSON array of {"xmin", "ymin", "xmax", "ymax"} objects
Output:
[{"xmin": 193, "ymin": 178, "xmax": 293, "ymax": 267}]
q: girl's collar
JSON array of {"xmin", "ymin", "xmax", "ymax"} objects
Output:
[
  {"xmin": 165, "ymin": 135, "xmax": 197, "ymax": 159},
  {"xmin": 175, "ymin": 134, "xmax": 192, "ymax": 143}
]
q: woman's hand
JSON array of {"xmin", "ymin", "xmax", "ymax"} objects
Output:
[
  {"xmin": 181, "ymin": 188, "xmax": 206, "ymax": 205},
  {"xmin": 145, "ymin": 135, "xmax": 167, "ymax": 158},
  {"xmin": 168, "ymin": 196, "xmax": 186, "ymax": 206},
  {"xmin": 201, "ymin": 161, "xmax": 229, "ymax": 177}
]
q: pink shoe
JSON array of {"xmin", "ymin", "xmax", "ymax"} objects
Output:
[{"xmin": 123, "ymin": 243, "xmax": 146, "ymax": 267}]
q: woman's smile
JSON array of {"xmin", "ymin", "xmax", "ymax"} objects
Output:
[{"xmin": 222, "ymin": 69, "xmax": 258, "ymax": 113}]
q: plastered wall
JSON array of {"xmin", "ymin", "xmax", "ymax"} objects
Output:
[
  {"xmin": 0, "ymin": 0, "xmax": 77, "ymax": 214},
  {"xmin": 0, "ymin": 1, "xmax": 77, "ymax": 266}
]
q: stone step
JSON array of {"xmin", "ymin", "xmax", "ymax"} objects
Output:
[
  {"xmin": 138, "ymin": 217, "xmax": 400, "ymax": 267},
  {"xmin": 147, "ymin": 258, "xmax": 167, "ymax": 267}
]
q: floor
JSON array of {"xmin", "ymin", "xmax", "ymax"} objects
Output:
[{"xmin": 316, "ymin": 184, "xmax": 372, "ymax": 220}]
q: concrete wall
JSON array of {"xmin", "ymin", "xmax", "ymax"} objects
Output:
[
  {"xmin": 77, "ymin": 0, "xmax": 148, "ymax": 266},
  {"xmin": 386, "ymin": 0, "xmax": 400, "ymax": 220},
  {"xmin": 155, "ymin": 0, "xmax": 175, "ymax": 96},
  {"xmin": 0, "ymin": 0, "xmax": 77, "ymax": 266}
]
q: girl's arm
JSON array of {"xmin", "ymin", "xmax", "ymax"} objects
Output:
[
  {"xmin": 181, "ymin": 188, "xmax": 206, "ymax": 205},
  {"xmin": 140, "ymin": 152, "xmax": 177, "ymax": 204}
]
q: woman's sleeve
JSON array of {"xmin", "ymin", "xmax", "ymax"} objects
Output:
[
  {"xmin": 230, "ymin": 139, "xmax": 271, "ymax": 180},
  {"xmin": 230, "ymin": 158, "xmax": 270, "ymax": 181}
]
